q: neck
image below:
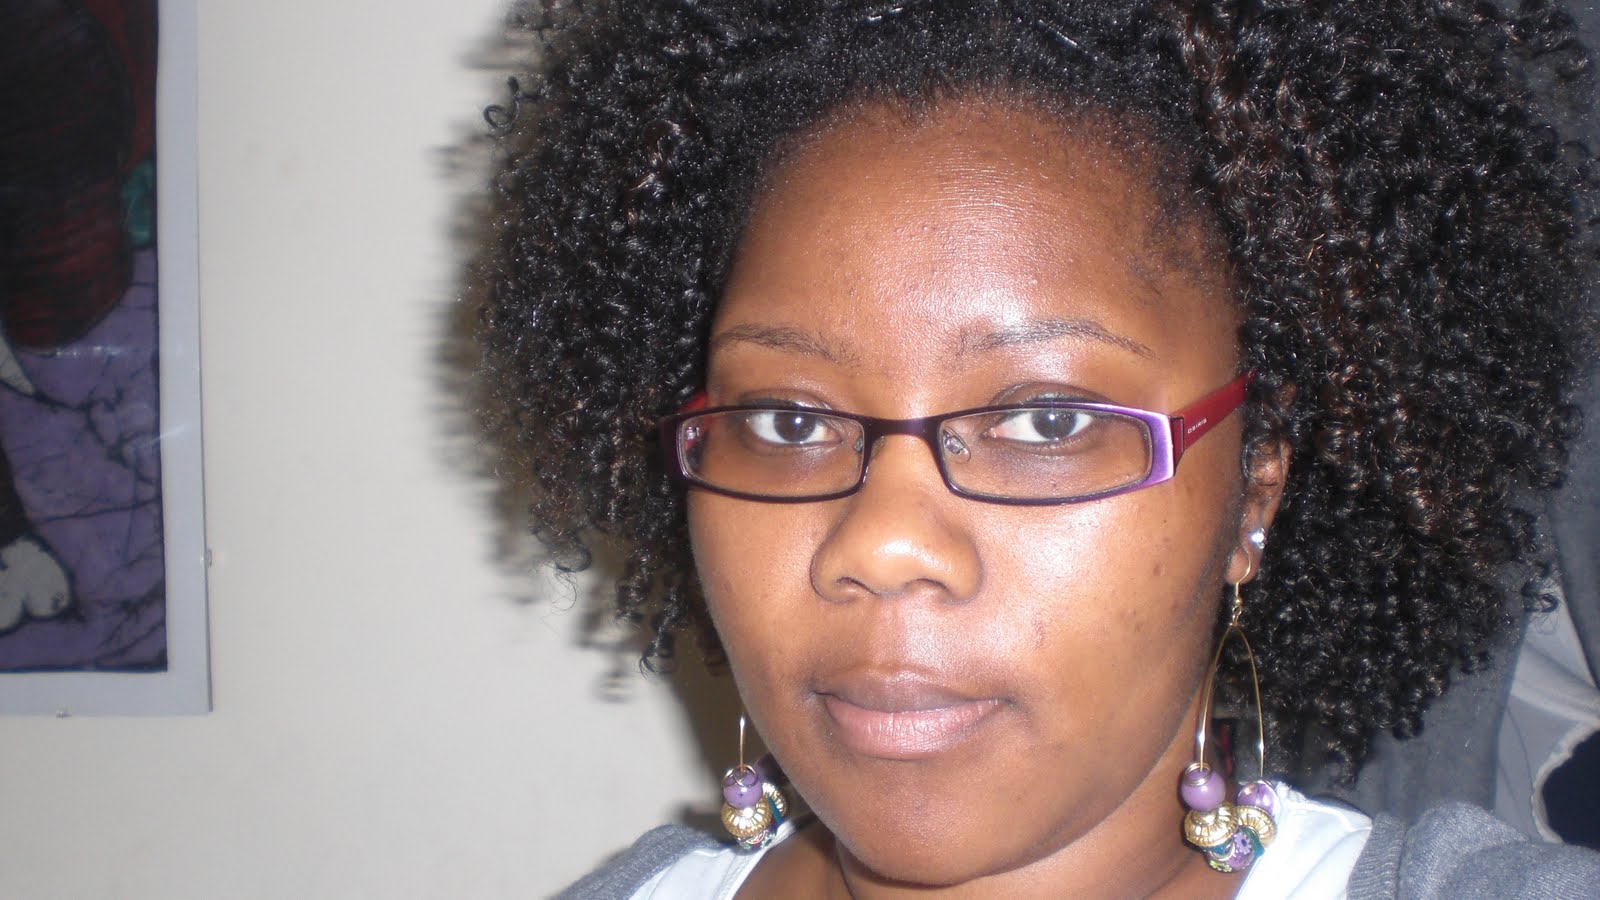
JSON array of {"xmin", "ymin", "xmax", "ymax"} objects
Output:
[{"xmin": 829, "ymin": 825, "xmax": 1236, "ymax": 899}]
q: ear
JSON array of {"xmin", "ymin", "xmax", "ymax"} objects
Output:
[{"xmin": 1225, "ymin": 434, "xmax": 1290, "ymax": 585}]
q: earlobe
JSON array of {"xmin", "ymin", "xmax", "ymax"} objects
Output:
[
  {"xmin": 1228, "ymin": 528, "xmax": 1265, "ymax": 584},
  {"xmin": 1230, "ymin": 435, "xmax": 1291, "ymax": 584}
]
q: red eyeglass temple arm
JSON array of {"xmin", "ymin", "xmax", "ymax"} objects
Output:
[{"xmin": 1169, "ymin": 370, "xmax": 1255, "ymax": 461}]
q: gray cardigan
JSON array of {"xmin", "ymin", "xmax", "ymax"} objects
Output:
[{"xmin": 558, "ymin": 803, "xmax": 1600, "ymax": 899}]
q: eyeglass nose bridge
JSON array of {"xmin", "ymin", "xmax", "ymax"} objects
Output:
[{"xmin": 849, "ymin": 413, "xmax": 968, "ymax": 491}]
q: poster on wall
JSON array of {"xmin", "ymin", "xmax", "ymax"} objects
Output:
[{"xmin": 0, "ymin": 0, "xmax": 208, "ymax": 714}]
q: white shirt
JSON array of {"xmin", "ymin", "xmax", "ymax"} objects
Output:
[
  {"xmin": 1235, "ymin": 785, "xmax": 1372, "ymax": 900},
  {"xmin": 629, "ymin": 784, "xmax": 1372, "ymax": 899}
]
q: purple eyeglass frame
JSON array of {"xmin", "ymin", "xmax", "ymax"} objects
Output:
[{"xmin": 659, "ymin": 371, "xmax": 1255, "ymax": 505}]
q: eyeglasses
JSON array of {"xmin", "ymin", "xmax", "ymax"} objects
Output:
[{"xmin": 659, "ymin": 371, "xmax": 1253, "ymax": 505}]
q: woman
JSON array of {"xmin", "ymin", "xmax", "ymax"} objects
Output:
[{"xmin": 477, "ymin": 1, "xmax": 1600, "ymax": 896}]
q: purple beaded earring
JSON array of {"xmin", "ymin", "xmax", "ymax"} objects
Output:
[
  {"xmin": 720, "ymin": 715, "xmax": 789, "ymax": 850},
  {"xmin": 1180, "ymin": 559, "xmax": 1279, "ymax": 873}
]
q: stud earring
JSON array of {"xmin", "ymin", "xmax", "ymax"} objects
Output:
[
  {"xmin": 1179, "ymin": 563, "xmax": 1278, "ymax": 873},
  {"xmin": 1249, "ymin": 528, "xmax": 1266, "ymax": 549},
  {"xmin": 720, "ymin": 715, "xmax": 789, "ymax": 850}
]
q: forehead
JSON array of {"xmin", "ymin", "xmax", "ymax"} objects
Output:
[
  {"xmin": 773, "ymin": 102, "xmax": 1158, "ymax": 237},
  {"xmin": 714, "ymin": 99, "xmax": 1236, "ymax": 388}
]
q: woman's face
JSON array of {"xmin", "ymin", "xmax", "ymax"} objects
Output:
[{"xmin": 690, "ymin": 100, "xmax": 1279, "ymax": 889}]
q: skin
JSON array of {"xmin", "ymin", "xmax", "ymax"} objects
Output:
[{"xmin": 688, "ymin": 98, "xmax": 1287, "ymax": 898}]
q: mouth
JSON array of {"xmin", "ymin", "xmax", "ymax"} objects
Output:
[{"xmin": 816, "ymin": 671, "xmax": 1005, "ymax": 761}]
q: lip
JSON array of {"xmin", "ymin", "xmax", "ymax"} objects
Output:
[{"xmin": 817, "ymin": 671, "xmax": 1004, "ymax": 760}]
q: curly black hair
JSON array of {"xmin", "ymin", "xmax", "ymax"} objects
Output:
[{"xmin": 475, "ymin": 0, "xmax": 1597, "ymax": 778}]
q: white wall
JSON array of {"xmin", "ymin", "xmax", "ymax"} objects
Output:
[{"xmin": 0, "ymin": 2, "xmax": 728, "ymax": 896}]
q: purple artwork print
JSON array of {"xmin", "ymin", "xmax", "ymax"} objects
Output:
[
  {"xmin": 0, "ymin": 0, "xmax": 167, "ymax": 671},
  {"xmin": 0, "ymin": 252, "xmax": 165, "ymax": 669}
]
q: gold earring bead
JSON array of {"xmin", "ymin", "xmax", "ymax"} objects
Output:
[
  {"xmin": 722, "ymin": 797, "xmax": 774, "ymax": 841},
  {"xmin": 1234, "ymin": 803, "xmax": 1277, "ymax": 847},
  {"xmin": 1184, "ymin": 804, "xmax": 1237, "ymax": 848},
  {"xmin": 762, "ymin": 780, "xmax": 789, "ymax": 819}
]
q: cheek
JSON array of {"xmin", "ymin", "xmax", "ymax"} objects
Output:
[
  {"xmin": 984, "ymin": 489, "xmax": 1228, "ymax": 780},
  {"xmin": 1013, "ymin": 482, "xmax": 1196, "ymax": 584},
  {"xmin": 996, "ymin": 498, "xmax": 1214, "ymax": 672},
  {"xmin": 687, "ymin": 493, "xmax": 820, "ymax": 683}
]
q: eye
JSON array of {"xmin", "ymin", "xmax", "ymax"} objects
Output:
[
  {"xmin": 986, "ymin": 407, "xmax": 1094, "ymax": 444},
  {"xmin": 742, "ymin": 409, "xmax": 840, "ymax": 446}
]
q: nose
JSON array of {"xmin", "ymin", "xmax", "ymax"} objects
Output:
[{"xmin": 809, "ymin": 434, "xmax": 982, "ymax": 604}]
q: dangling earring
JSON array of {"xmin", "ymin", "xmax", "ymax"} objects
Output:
[
  {"xmin": 1179, "ymin": 561, "xmax": 1279, "ymax": 873},
  {"xmin": 720, "ymin": 715, "xmax": 789, "ymax": 850}
]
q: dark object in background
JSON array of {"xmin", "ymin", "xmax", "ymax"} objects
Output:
[
  {"xmin": 1545, "ymin": 731, "xmax": 1600, "ymax": 850},
  {"xmin": 0, "ymin": 0, "xmax": 157, "ymax": 347}
]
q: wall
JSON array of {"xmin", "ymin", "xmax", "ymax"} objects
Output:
[{"xmin": 0, "ymin": 2, "xmax": 724, "ymax": 896}]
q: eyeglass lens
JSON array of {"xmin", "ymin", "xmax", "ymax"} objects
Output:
[{"xmin": 678, "ymin": 407, "xmax": 1155, "ymax": 501}]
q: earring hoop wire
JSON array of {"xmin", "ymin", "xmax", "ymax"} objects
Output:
[
  {"xmin": 1181, "ymin": 554, "xmax": 1279, "ymax": 873},
  {"xmin": 1192, "ymin": 558, "xmax": 1267, "ymax": 782}
]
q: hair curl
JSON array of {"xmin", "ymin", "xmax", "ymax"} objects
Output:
[{"xmin": 475, "ymin": 0, "xmax": 1597, "ymax": 778}]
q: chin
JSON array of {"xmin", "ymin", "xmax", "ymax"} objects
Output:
[
  {"xmin": 845, "ymin": 838, "xmax": 984, "ymax": 887},
  {"xmin": 813, "ymin": 782, "xmax": 1052, "ymax": 887},
  {"xmin": 843, "ymin": 827, "xmax": 1041, "ymax": 889}
]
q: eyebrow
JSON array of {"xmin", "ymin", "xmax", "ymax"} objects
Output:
[
  {"xmin": 710, "ymin": 316, "xmax": 1156, "ymax": 364},
  {"xmin": 961, "ymin": 318, "xmax": 1157, "ymax": 359},
  {"xmin": 710, "ymin": 323, "xmax": 859, "ymax": 366}
]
